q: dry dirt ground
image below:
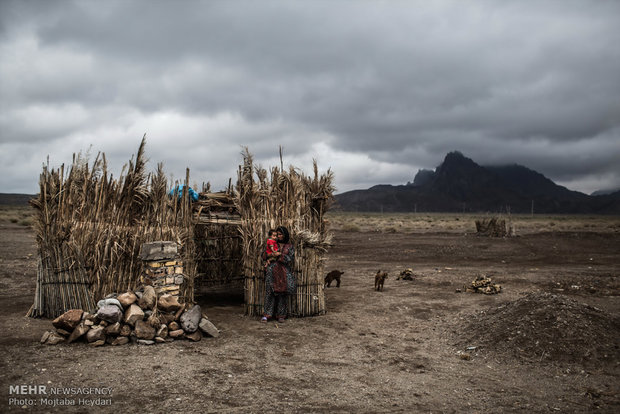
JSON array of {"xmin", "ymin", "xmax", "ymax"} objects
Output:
[{"xmin": 0, "ymin": 221, "xmax": 619, "ymax": 413}]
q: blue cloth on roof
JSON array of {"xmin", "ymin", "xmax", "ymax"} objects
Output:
[{"xmin": 169, "ymin": 185, "xmax": 199, "ymax": 202}]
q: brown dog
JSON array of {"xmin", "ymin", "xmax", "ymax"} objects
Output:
[
  {"xmin": 324, "ymin": 270, "xmax": 344, "ymax": 288},
  {"xmin": 374, "ymin": 270, "xmax": 388, "ymax": 291}
]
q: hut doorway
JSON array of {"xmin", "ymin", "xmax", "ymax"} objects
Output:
[{"xmin": 193, "ymin": 221, "xmax": 245, "ymax": 306}]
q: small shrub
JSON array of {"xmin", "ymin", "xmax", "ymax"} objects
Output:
[
  {"xmin": 19, "ymin": 218, "xmax": 34, "ymax": 227},
  {"xmin": 342, "ymin": 223, "xmax": 361, "ymax": 232}
]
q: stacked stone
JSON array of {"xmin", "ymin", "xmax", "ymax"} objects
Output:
[
  {"xmin": 467, "ymin": 276, "xmax": 502, "ymax": 294},
  {"xmin": 140, "ymin": 241, "xmax": 185, "ymax": 297},
  {"xmin": 40, "ymin": 286, "xmax": 220, "ymax": 346}
]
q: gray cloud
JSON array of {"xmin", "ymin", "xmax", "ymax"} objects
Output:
[{"xmin": 1, "ymin": 0, "xmax": 619, "ymax": 195}]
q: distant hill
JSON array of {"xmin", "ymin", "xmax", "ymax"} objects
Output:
[
  {"xmin": 335, "ymin": 152, "xmax": 620, "ymax": 214},
  {"xmin": 0, "ymin": 193, "xmax": 36, "ymax": 206},
  {"xmin": 591, "ymin": 188, "xmax": 620, "ymax": 196}
]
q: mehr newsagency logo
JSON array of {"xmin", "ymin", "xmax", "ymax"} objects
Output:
[{"xmin": 8, "ymin": 384, "xmax": 113, "ymax": 407}]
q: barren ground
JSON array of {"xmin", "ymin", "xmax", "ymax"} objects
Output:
[{"xmin": 1, "ymin": 218, "xmax": 619, "ymax": 413}]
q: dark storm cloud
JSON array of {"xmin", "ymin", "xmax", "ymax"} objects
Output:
[{"xmin": 1, "ymin": 0, "xmax": 619, "ymax": 194}]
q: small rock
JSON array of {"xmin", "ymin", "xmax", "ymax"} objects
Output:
[
  {"xmin": 55, "ymin": 329, "xmax": 71, "ymax": 337},
  {"xmin": 84, "ymin": 319, "xmax": 94, "ymax": 327},
  {"xmin": 86, "ymin": 326, "xmax": 105, "ymax": 343},
  {"xmin": 156, "ymin": 324, "xmax": 168, "ymax": 339},
  {"xmin": 67, "ymin": 322, "xmax": 89, "ymax": 343},
  {"xmin": 104, "ymin": 322, "xmax": 121, "ymax": 336},
  {"xmin": 137, "ymin": 339, "xmax": 155, "ymax": 345},
  {"xmin": 138, "ymin": 286, "xmax": 157, "ymax": 310},
  {"xmin": 199, "ymin": 318, "xmax": 220, "ymax": 338},
  {"xmin": 52, "ymin": 309, "xmax": 84, "ymax": 331},
  {"xmin": 119, "ymin": 324, "xmax": 132, "ymax": 337},
  {"xmin": 174, "ymin": 306, "xmax": 185, "ymax": 321},
  {"xmin": 155, "ymin": 337, "xmax": 166, "ymax": 343},
  {"xmin": 135, "ymin": 320, "xmax": 155, "ymax": 340},
  {"xmin": 40, "ymin": 331, "xmax": 51, "ymax": 344},
  {"xmin": 45, "ymin": 332, "xmax": 66, "ymax": 345},
  {"xmin": 169, "ymin": 321, "xmax": 180, "ymax": 331},
  {"xmin": 180, "ymin": 305, "xmax": 201, "ymax": 333},
  {"xmin": 169, "ymin": 329, "xmax": 184, "ymax": 338},
  {"xmin": 185, "ymin": 330, "xmax": 202, "ymax": 342},
  {"xmin": 124, "ymin": 304, "xmax": 144, "ymax": 326},
  {"xmin": 100, "ymin": 320, "xmax": 108, "ymax": 327},
  {"xmin": 96, "ymin": 304, "xmax": 122, "ymax": 324},
  {"xmin": 83, "ymin": 312, "xmax": 98, "ymax": 321},
  {"xmin": 147, "ymin": 313, "xmax": 160, "ymax": 328},
  {"xmin": 159, "ymin": 313, "xmax": 176, "ymax": 324},
  {"xmin": 111, "ymin": 336, "xmax": 129, "ymax": 346},
  {"xmin": 89, "ymin": 339, "xmax": 105, "ymax": 347},
  {"xmin": 117, "ymin": 292, "xmax": 137, "ymax": 308},
  {"xmin": 158, "ymin": 294, "xmax": 182, "ymax": 312}
]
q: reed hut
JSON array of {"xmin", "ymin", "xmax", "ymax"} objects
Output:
[
  {"xmin": 237, "ymin": 149, "xmax": 334, "ymax": 316},
  {"xmin": 28, "ymin": 141, "xmax": 334, "ymax": 319}
]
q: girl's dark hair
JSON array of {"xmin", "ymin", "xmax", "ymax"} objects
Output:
[
  {"xmin": 276, "ymin": 226, "xmax": 290, "ymax": 244},
  {"xmin": 268, "ymin": 228, "xmax": 277, "ymax": 235}
]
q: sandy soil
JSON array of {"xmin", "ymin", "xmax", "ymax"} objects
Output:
[{"xmin": 0, "ymin": 222, "xmax": 619, "ymax": 413}]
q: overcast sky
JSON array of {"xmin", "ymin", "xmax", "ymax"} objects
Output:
[{"xmin": 1, "ymin": 0, "xmax": 619, "ymax": 195}]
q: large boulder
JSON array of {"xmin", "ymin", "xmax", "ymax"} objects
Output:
[
  {"xmin": 180, "ymin": 305, "xmax": 201, "ymax": 333},
  {"xmin": 158, "ymin": 294, "xmax": 182, "ymax": 312},
  {"xmin": 124, "ymin": 304, "xmax": 144, "ymax": 327},
  {"xmin": 117, "ymin": 292, "xmax": 137, "ymax": 308},
  {"xmin": 138, "ymin": 286, "xmax": 157, "ymax": 310},
  {"xmin": 52, "ymin": 309, "xmax": 84, "ymax": 331},
  {"xmin": 135, "ymin": 320, "xmax": 155, "ymax": 340},
  {"xmin": 96, "ymin": 305, "xmax": 122, "ymax": 324}
]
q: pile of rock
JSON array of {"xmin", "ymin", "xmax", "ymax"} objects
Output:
[
  {"xmin": 467, "ymin": 276, "xmax": 502, "ymax": 294},
  {"xmin": 40, "ymin": 286, "xmax": 219, "ymax": 346},
  {"xmin": 397, "ymin": 268, "xmax": 415, "ymax": 280}
]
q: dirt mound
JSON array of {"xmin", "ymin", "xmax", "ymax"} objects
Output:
[{"xmin": 456, "ymin": 292, "xmax": 620, "ymax": 366}]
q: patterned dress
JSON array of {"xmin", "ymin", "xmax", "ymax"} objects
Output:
[{"xmin": 263, "ymin": 243, "xmax": 296, "ymax": 318}]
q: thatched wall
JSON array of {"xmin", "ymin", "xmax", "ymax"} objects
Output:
[
  {"xmin": 237, "ymin": 149, "xmax": 334, "ymax": 317},
  {"xmin": 28, "ymin": 139, "xmax": 196, "ymax": 318}
]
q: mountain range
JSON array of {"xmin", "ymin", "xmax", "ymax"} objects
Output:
[{"xmin": 335, "ymin": 152, "xmax": 620, "ymax": 214}]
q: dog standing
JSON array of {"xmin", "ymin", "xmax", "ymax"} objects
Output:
[
  {"xmin": 324, "ymin": 270, "xmax": 344, "ymax": 288},
  {"xmin": 374, "ymin": 270, "xmax": 388, "ymax": 291}
]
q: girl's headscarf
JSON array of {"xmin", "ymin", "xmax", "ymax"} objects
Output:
[{"xmin": 276, "ymin": 226, "xmax": 290, "ymax": 244}]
